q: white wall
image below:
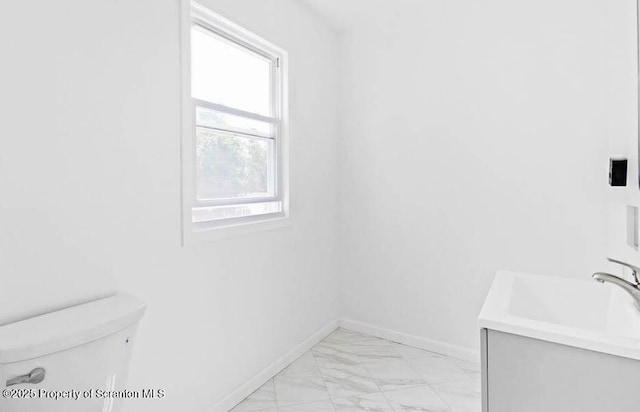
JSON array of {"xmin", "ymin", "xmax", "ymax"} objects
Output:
[
  {"xmin": 606, "ymin": 0, "xmax": 640, "ymax": 266},
  {"xmin": 0, "ymin": 0, "xmax": 340, "ymax": 410},
  {"xmin": 336, "ymin": 0, "xmax": 636, "ymax": 352}
]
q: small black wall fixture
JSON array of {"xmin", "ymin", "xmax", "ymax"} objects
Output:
[{"xmin": 609, "ymin": 158, "xmax": 628, "ymax": 187}]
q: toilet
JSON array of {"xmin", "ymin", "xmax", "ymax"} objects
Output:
[{"xmin": 0, "ymin": 294, "xmax": 146, "ymax": 412}]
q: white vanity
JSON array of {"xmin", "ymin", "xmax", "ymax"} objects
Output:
[{"xmin": 478, "ymin": 271, "xmax": 640, "ymax": 412}]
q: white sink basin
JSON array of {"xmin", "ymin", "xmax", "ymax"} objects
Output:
[{"xmin": 479, "ymin": 271, "xmax": 640, "ymax": 360}]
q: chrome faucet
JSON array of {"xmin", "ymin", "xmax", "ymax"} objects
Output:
[{"xmin": 593, "ymin": 258, "xmax": 640, "ymax": 306}]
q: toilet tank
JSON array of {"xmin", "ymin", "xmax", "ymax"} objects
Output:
[{"xmin": 0, "ymin": 294, "xmax": 146, "ymax": 412}]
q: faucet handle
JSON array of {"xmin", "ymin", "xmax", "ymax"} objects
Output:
[{"xmin": 607, "ymin": 258, "xmax": 640, "ymax": 284}]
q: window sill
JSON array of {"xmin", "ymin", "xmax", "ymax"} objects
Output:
[{"xmin": 183, "ymin": 214, "xmax": 291, "ymax": 245}]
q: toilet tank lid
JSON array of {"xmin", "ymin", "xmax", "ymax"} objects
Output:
[{"xmin": 0, "ymin": 294, "xmax": 146, "ymax": 364}]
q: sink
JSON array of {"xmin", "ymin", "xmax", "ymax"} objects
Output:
[{"xmin": 479, "ymin": 271, "xmax": 640, "ymax": 360}]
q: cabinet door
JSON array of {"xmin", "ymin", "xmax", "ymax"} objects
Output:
[{"xmin": 486, "ymin": 330, "xmax": 640, "ymax": 412}]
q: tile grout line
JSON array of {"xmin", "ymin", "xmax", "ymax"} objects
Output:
[
  {"xmin": 317, "ymin": 329, "xmax": 398, "ymax": 411},
  {"xmin": 358, "ymin": 340, "xmax": 413, "ymax": 412},
  {"xmin": 399, "ymin": 351, "xmax": 461, "ymax": 412},
  {"xmin": 426, "ymin": 382, "xmax": 456, "ymax": 412},
  {"xmin": 358, "ymin": 349, "xmax": 395, "ymax": 411},
  {"xmin": 379, "ymin": 342, "xmax": 463, "ymax": 412},
  {"xmin": 347, "ymin": 330, "xmax": 399, "ymax": 410},
  {"xmin": 309, "ymin": 342, "xmax": 339, "ymax": 412},
  {"xmin": 275, "ymin": 369, "xmax": 333, "ymax": 411},
  {"xmin": 401, "ymin": 352, "xmax": 450, "ymax": 410}
]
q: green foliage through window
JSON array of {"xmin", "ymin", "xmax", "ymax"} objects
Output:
[{"xmin": 196, "ymin": 130, "xmax": 270, "ymax": 200}]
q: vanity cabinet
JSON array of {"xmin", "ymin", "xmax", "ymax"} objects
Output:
[{"xmin": 480, "ymin": 329, "xmax": 640, "ymax": 412}]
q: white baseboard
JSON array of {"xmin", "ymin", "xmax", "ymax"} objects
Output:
[
  {"xmin": 338, "ymin": 318, "xmax": 480, "ymax": 364},
  {"xmin": 207, "ymin": 319, "xmax": 339, "ymax": 412}
]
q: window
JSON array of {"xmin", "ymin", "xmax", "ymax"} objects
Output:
[{"xmin": 183, "ymin": 2, "xmax": 288, "ymax": 233}]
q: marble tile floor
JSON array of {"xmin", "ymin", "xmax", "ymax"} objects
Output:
[{"xmin": 230, "ymin": 328, "xmax": 481, "ymax": 412}]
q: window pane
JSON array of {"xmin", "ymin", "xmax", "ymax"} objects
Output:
[
  {"xmin": 196, "ymin": 130, "xmax": 274, "ymax": 200},
  {"xmin": 191, "ymin": 25, "xmax": 272, "ymax": 116},
  {"xmin": 192, "ymin": 201, "xmax": 282, "ymax": 223},
  {"xmin": 196, "ymin": 106, "xmax": 272, "ymax": 138}
]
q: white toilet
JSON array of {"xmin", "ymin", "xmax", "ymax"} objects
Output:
[{"xmin": 0, "ymin": 294, "xmax": 146, "ymax": 412}]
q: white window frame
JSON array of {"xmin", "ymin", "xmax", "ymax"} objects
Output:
[{"xmin": 181, "ymin": 1, "xmax": 289, "ymax": 243}]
